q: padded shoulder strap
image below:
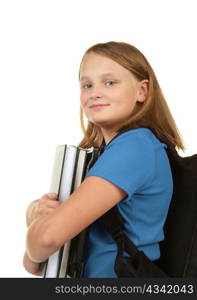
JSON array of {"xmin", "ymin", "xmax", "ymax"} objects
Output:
[{"xmin": 100, "ymin": 206, "xmax": 139, "ymax": 258}]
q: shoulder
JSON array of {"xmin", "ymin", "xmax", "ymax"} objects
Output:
[
  {"xmin": 86, "ymin": 128, "xmax": 162, "ymax": 199},
  {"xmin": 110, "ymin": 127, "xmax": 160, "ymax": 145},
  {"xmin": 104, "ymin": 128, "xmax": 162, "ymax": 159},
  {"xmin": 87, "ymin": 128, "xmax": 162, "ymax": 182}
]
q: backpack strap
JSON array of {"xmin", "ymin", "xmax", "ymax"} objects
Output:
[
  {"xmin": 100, "ymin": 206, "xmax": 141, "ymax": 277},
  {"xmin": 100, "ymin": 206, "xmax": 139, "ymax": 258},
  {"xmin": 98, "ymin": 135, "xmax": 144, "ymax": 259},
  {"xmin": 100, "ymin": 205, "xmax": 168, "ymax": 277}
]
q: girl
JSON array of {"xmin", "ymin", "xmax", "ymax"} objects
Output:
[{"xmin": 23, "ymin": 41, "xmax": 184, "ymax": 277}]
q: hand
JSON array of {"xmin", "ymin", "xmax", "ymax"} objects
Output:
[
  {"xmin": 26, "ymin": 193, "xmax": 60, "ymax": 226},
  {"xmin": 36, "ymin": 193, "xmax": 60, "ymax": 219},
  {"xmin": 23, "ymin": 252, "xmax": 43, "ymax": 276}
]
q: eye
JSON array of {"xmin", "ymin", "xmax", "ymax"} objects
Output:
[
  {"xmin": 81, "ymin": 81, "xmax": 116, "ymax": 89},
  {"xmin": 82, "ymin": 83, "xmax": 92, "ymax": 89},
  {"xmin": 105, "ymin": 81, "xmax": 115, "ymax": 86}
]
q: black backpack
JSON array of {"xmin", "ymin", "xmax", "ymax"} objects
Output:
[{"xmin": 99, "ymin": 132, "xmax": 197, "ymax": 277}]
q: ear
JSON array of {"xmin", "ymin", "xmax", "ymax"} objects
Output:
[{"xmin": 136, "ymin": 79, "xmax": 149, "ymax": 103}]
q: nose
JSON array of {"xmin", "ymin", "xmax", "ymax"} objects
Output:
[{"xmin": 88, "ymin": 84, "xmax": 102, "ymax": 100}]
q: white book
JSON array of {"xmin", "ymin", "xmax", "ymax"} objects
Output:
[
  {"xmin": 62, "ymin": 147, "xmax": 99, "ymax": 278},
  {"xmin": 58, "ymin": 148, "xmax": 91, "ymax": 277},
  {"xmin": 42, "ymin": 145, "xmax": 96, "ymax": 278},
  {"xmin": 43, "ymin": 145, "xmax": 78, "ymax": 278}
]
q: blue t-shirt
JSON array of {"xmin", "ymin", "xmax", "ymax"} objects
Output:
[{"xmin": 83, "ymin": 128, "xmax": 173, "ymax": 278}]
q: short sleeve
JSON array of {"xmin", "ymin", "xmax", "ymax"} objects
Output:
[{"xmin": 86, "ymin": 131, "xmax": 156, "ymax": 200}]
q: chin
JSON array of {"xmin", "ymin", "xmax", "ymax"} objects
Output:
[
  {"xmin": 91, "ymin": 120, "xmax": 108, "ymax": 126},
  {"xmin": 90, "ymin": 118, "xmax": 118, "ymax": 129}
]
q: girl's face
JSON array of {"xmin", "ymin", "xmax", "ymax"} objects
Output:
[{"xmin": 79, "ymin": 52, "xmax": 148, "ymax": 131}]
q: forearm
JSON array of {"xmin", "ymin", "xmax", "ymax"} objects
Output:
[
  {"xmin": 26, "ymin": 213, "xmax": 60, "ymax": 263},
  {"xmin": 25, "ymin": 194, "xmax": 61, "ymax": 262},
  {"xmin": 26, "ymin": 176, "xmax": 125, "ymax": 263}
]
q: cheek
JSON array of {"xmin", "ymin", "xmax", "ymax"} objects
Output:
[
  {"xmin": 112, "ymin": 90, "xmax": 132, "ymax": 106},
  {"xmin": 121, "ymin": 88, "xmax": 137, "ymax": 105},
  {"xmin": 115, "ymin": 92, "xmax": 136, "ymax": 112},
  {"xmin": 80, "ymin": 93, "xmax": 87, "ymax": 108}
]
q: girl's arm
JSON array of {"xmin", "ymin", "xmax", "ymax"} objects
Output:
[
  {"xmin": 26, "ymin": 176, "xmax": 126, "ymax": 263},
  {"xmin": 24, "ymin": 194, "xmax": 60, "ymax": 275},
  {"xmin": 23, "ymin": 252, "xmax": 42, "ymax": 276}
]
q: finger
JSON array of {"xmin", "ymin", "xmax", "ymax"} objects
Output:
[
  {"xmin": 38, "ymin": 200, "xmax": 60, "ymax": 212},
  {"xmin": 40, "ymin": 193, "xmax": 51, "ymax": 201},
  {"xmin": 47, "ymin": 207, "xmax": 58, "ymax": 213},
  {"xmin": 40, "ymin": 193, "xmax": 58, "ymax": 201},
  {"xmin": 45, "ymin": 200, "xmax": 60, "ymax": 208},
  {"xmin": 39, "ymin": 207, "xmax": 58, "ymax": 217},
  {"xmin": 39, "ymin": 198, "xmax": 59, "ymax": 208},
  {"xmin": 48, "ymin": 193, "xmax": 58, "ymax": 200}
]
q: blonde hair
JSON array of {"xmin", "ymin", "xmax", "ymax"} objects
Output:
[{"xmin": 78, "ymin": 41, "xmax": 185, "ymax": 151}]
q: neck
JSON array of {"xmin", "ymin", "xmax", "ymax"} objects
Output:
[{"xmin": 100, "ymin": 128, "xmax": 118, "ymax": 145}]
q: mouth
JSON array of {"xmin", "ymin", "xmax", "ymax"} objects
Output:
[{"xmin": 89, "ymin": 104, "xmax": 110, "ymax": 109}]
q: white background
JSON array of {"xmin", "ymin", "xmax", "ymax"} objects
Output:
[{"xmin": 0, "ymin": 0, "xmax": 196, "ymax": 277}]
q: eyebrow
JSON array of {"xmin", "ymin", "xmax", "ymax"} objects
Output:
[{"xmin": 79, "ymin": 72, "xmax": 117, "ymax": 82}]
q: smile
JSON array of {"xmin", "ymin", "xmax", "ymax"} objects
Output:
[{"xmin": 89, "ymin": 104, "xmax": 110, "ymax": 109}]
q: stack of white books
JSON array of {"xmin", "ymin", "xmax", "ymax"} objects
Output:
[{"xmin": 42, "ymin": 145, "xmax": 98, "ymax": 278}]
